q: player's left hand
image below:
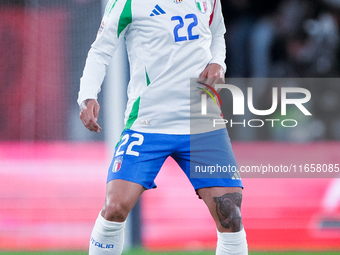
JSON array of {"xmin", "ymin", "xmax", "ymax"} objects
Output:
[{"xmin": 197, "ymin": 63, "xmax": 225, "ymax": 88}]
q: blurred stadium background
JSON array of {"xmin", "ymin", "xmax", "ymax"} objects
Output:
[{"xmin": 1, "ymin": 0, "xmax": 340, "ymax": 254}]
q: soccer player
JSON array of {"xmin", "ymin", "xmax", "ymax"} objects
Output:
[{"xmin": 78, "ymin": 0, "xmax": 248, "ymax": 254}]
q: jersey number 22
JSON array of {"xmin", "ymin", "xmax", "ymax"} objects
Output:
[{"xmin": 172, "ymin": 14, "xmax": 199, "ymax": 42}]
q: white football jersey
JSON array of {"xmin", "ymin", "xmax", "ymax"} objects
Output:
[{"xmin": 78, "ymin": 0, "xmax": 226, "ymax": 134}]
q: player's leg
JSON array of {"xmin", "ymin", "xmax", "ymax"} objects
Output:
[
  {"xmin": 197, "ymin": 187, "xmax": 243, "ymax": 232},
  {"xmin": 89, "ymin": 179, "xmax": 144, "ymax": 255},
  {"xmin": 197, "ymin": 187, "xmax": 248, "ymax": 255},
  {"xmin": 89, "ymin": 129, "xmax": 173, "ymax": 255},
  {"xmin": 174, "ymin": 128, "xmax": 248, "ymax": 254},
  {"xmin": 101, "ymin": 179, "xmax": 145, "ymax": 222}
]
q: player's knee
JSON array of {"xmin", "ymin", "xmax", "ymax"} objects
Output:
[
  {"xmin": 101, "ymin": 202, "xmax": 129, "ymax": 222},
  {"xmin": 213, "ymin": 192, "xmax": 243, "ymax": 232}
]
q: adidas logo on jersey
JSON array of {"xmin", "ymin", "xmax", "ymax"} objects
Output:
[
  {"xmin": 231, "ymin": 169, "xmax": 242, "ymax": 180},
  {"xmin": 150, "ymin": 5, "xmax": 166, "ymax": 16}
]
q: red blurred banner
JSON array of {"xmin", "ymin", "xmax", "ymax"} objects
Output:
[
  {"xmin": 0, "ymin": 8, "xmax": 68, "ymax": 140},
  {"xmin": 0, "ymin": 142, "xmax": 108, "ymax": 250}
]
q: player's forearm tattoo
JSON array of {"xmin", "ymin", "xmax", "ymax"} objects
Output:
[{"xmin": 213, "ymin": 192, "xmax": 242, "ymax": 232}]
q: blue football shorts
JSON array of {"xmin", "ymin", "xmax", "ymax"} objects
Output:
[{"xmin": 107, "ymin": 128, "xmax": 243, "ymax": 192}]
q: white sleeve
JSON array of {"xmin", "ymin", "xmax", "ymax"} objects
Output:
[
  {"xmin": 209, "ymin": 0, "xmax": 227, "ymax": 72},
  {"xmin": 77, "ymin": 0, "xmax": 131, "ymax": 106}
]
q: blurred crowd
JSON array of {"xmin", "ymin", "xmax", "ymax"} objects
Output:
[
  {"xmin": 220, "ymin": 0, "xmax": 340, "ymax": 142},
  {"xmin": 222, "ymin": 0, "xmax": 340, "ymax": 78}
]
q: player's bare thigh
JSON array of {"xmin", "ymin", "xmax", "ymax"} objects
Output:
[
  {"xmin": 197, "ymin": 187, "xmax": 243, "ymax": 233},
  {"xmin": 101, "ymin": 179, "xmax": 145, "ymax": 222}
]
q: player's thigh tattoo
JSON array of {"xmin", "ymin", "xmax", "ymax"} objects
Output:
[{"xmin": 213, "ymin": 192, "xmax": 242, "ymax": 232}]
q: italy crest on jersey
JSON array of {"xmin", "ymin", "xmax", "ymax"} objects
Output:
[
  {"xmin": 195, "ymin": 0, "xmax": 207, "ymax": 13},
  {"xmin": 112, "ymin": 156, "xmax": 123, "ymax": 172},
  {"xmin": 174, "ymin": 0, "xmax": 182, "ymax": 3}
]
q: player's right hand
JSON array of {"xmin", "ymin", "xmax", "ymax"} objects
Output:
[{"xmin": 79, "ymin": 99, "xmax": 102, "ymax": 133}]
